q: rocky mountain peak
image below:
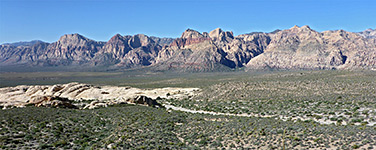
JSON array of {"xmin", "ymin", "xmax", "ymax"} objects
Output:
[
  {"xmin": 108, "ymin": 34, "xmax": 125, "ymax": 42},
  {"xmin": 56, "ymin": 33, "xmax": 92, "ymax": 48},
  {"xmin": 128, "ymin": 34, "xmax": 154, "ymax": 48},
  {"xmin": 358, "ymin": 28, "xmax": 376, "ymax": 39},
  {"xmin": 291, "ymin": 25, "xmax": 300, "ymax": 29},
  {"xmin": 181, "ymin": 29, "xmax": 205, "ymax": 39},
  {"xmin": 209, "ymin": 28, "xmax": 234, "ymax": 42},
  {"xmin": 59, "ymin": 33, "xmax": 87, "ymax": 41},
  {"xmin": 271, "ymin": 25, "xmax": 320, "ymax": 44},
  {"xmin": 1, "ymin": 40, "xmax": 47, "ymax": 47},
  {"xmin": 135, "ymin": 34, "xmax": 154, "ymax": 44},
  {"xmin": 1, "ymin": 26, "xmax": 375, "ymax": 71},
  {"xmin": 209, "ymin": 28, "xmax": 223, "ymax": 35},
  {"xmin": 301, "ymin": 25, "xmax": 311, "ymax": 30},
  {"xmin": 289, "ymin": 25, "xmax": 313, "ymax": 32},
  {"xmin": 113, "ymin": 33, "xmax": 123, "ymax": 39},
  {"xmin": 169, "ymin": 29, "xmax": 212, "ymax": 49},
  {"xmin": 110, "ymin": 33, "xmax": 124, "ymax": 41}
]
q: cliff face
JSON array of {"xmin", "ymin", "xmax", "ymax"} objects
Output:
[
  {"xmin": 154, "ymin": 29, "xmax": 229, "ymax": 72},
  {"xmin": 154, "ymin": 28, "xmax": 271, "ymax": 71},
  {"xmin": 246, "ymin": 26, "xmax": 376, "ymax": 70},
  {"xmin": 98, "ymin": 34, "xmax": 161, "ymax": 68},
  {"xmin": 1, "ymin": 26, "xmax": 375, "ymax": 71},
  {"xmin": 44, "ymin": 33, "xmax": 105, "ymax": 66},
  {"xmin": 0, "ymin": 41, "xmax": 49, "ymax": 65}
]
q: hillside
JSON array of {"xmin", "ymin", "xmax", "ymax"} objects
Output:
[{"xmin": 1, "ymin": 26, "xmax": 375, "ymax": 71}]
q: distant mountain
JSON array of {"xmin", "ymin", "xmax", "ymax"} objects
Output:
[
  {"xmin": 246, "ymin": 26, "xmax": 376, "ymax": 70},
  {"xmin": 154, "ymin": 28, "xmax": 235, "ymax": 71},
  {"xmin": 358, "ymin": 28, "xmax": 376, "ymax": 39},
  {"xmin": 1, "ymin": 26, "xmax": 375, "ymax": 72},
  {"xmin": 150, "ymin": 37, "xmax": 175, "ymax": 46},
  {"xmin": 2, "ymin": 40, "xmax": 47, "ymax": 47},
  {"xmin": 100, "ymin": 34, "xmax": 161, "ymax": 68}
]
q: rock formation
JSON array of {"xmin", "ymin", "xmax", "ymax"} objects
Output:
[
  {"xmin": 44, "ymin": 33, "xmax": 105, "ymax": 66},
  {"xmin": 1, "ymin": 26, "xmax": 375, "ymax": 71},
  {"xmin": 246, "ymin": 26, "xmax": 376, "ymax": 70},
  {"xmin": 154, "ymin": 29, "xmax": 231, "ymax": 71},
  {"xmin": 27, "ymin": 95, "xmax": 77, "ymax": 108},
  {"xmin": 358, "ymin": 28, "xmax": 376, "ymax": 39},
  {"xmin": 0, "ymin": 82, "xmax": 199, "ymax": 109},
  {"xmin": 1, "ymin": 40, "xmax": 45, "ymax": 47},
  {"xmin": 150, "ymin": 36, "xmax": 175, "ymax": 46},
  {"xmin": 98, "ymin": 34, "xmax": 161, "ymax": 67},
  {"xmin": 0, "ymin": 41, "xmax": 49, "ymax": 65},
  {"xmin": 128, "ymin": 95, "xmax": 163, "ymax": 107}
]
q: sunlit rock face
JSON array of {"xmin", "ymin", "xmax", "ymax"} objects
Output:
[
  {"xmin": 246, "ymin": 25, "xmax": 376, "ymax": 70},
  {"xmin": 358, "ymin": 28, "xmax": 376, "ymax": 39},
  {"xmin": 0, "ymin": 82, "xmax": 200, "ymax": 109},
  {"xmin": 1, "ymin": 26, "xmax": 375, "ymax": 71}
]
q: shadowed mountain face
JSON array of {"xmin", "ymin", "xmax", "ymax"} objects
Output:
[
  {"xmin": 1, "ymin": 26, "xmax": 375, "ymax": 71},
  {"xmin": 97, "ymin": 34, "xmax": 161, "ymax": 68},
  {"xmin": 0, "ymin": 41, "xmax": 50, "ymax": 65}
]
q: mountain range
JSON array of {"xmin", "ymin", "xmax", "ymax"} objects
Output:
[{"xmin": 1, "ymin": 26, "xmax": 375, "ymax": 72}]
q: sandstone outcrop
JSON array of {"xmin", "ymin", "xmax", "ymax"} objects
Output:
[
  {"xmin": 128, "ymin": 95, "xmax": 163, "ymax": 107},
  {"xmin": 0, "ymin": 82, "xmax": 199, "ymax": 109},
  {"xmin": 27, "ymin": 95, "xmax": 77, "ymax": 108}
]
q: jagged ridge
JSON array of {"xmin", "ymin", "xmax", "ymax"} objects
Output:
[{"xmin": 1, "ymin": 26, "xmax": 375, "ymax": 71}]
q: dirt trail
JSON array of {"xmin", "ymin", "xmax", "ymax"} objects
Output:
[{"xmin": 163, "ymin": 104, "xmax": 376, "ymax": 126}]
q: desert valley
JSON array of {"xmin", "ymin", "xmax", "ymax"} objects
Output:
[{"xmin": 0, "ymin": 25, "xmax": 375, "ymax": 149}]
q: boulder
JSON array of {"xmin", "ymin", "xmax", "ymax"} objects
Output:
[
  {"xmin": 127, "ymin": 95, "xmax": 163, "ymax": 107},
  {"xmin": 83, "ymin": 100, "xmax": 108, "ymax": 109},
  {"xmin": 28, "ymin": 95, "xmax": 77, "ymax": 108}
]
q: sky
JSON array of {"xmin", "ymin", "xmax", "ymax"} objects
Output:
[{"xmin": 0, "ymin": 0, "xmax": 375, "ymax": 44}]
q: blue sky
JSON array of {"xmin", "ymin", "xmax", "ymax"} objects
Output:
[{"xmin": 0, "ymin": 0, "xmax": 375, "ymax": 44}]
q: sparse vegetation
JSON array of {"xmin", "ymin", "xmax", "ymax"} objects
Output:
[
  {"xmin": 162, "ymin": 71, "xmax": 376, "ymax": 126},
  {"xmin": 0, "ymin": 105, "xmax": 375, "ymax": 149},
  {"xmin": 0, "ymin": 70, "xmax": 375, "ymax": 149}
]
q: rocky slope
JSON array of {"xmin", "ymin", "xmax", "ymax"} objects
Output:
[
  {"xmin": 0, "ymin": 34, "xmax": 106, "ymax": 66},
  {"xmin": 154, "ymin": 29, "xmax": 231, "ymax": 71},
  {"xmin": 0, "ymin": 41, "xmax": 50, "ymax": 65},
  {"xmin": 0, "ymin": 82, "xmax": 199, "ymax": 109},
  {"xmin": 150, "ymin": 36, "xmax": 175, "ymax": 46},
  {"xmin": 246, "ymin": 26, "xmax": 376, "ymax": 70},
  {"xmin": 98, "ymin": 34, "xmax": 161, "ymax": 67},
  {"xmin": 1, "ymin": 26, "xmax": 375, "ymax": 71},
  {"xmin": 358, "ymin": 28, "xmax": 376, "ymax": 39},
  {"xmin": 45, "ymin": 33, "xmax": 106, "ymax": 66},
  {"xmin": 153, "ymin": 28, "xmax": 270, "ymax": 71}
]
